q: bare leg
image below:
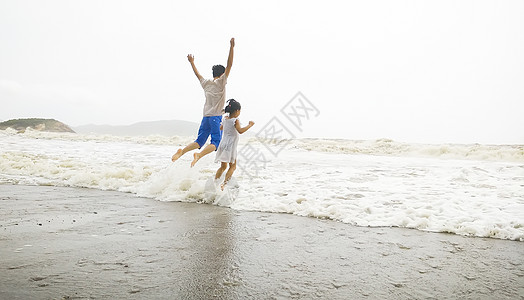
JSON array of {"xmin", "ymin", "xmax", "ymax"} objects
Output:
[
  {"xmin": 172, "ymin": 142, "xmax": 200, "ymax": 162},
  {"xmin": 191, "ymin": 144, "xmax": 216, "ymax": 167},
  {"xmin": 215, "ymin": 162, "xmax": 228, "ymax": 180},
  {"xmin": 221, "ymin": 161, "xmax": 237, "ymax": 190}
]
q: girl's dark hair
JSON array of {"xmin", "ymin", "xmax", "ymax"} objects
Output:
[{"xmin": 224, "ymin": 99, "xmax": 241, "ymax": 113}]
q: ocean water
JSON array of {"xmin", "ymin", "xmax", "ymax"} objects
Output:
[{"xmin": 1, "ymin": 128, "xmax": 523, "ymax": 241}]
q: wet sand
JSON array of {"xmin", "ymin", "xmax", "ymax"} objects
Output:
[{"xmin": 0, "ymin": 185, "xmax": 523, "ymax": 300}]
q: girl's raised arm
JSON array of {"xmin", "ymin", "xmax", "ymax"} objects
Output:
[{"xmin": 235, "ymin": 120, "xmax": 254, "ymax": 134}]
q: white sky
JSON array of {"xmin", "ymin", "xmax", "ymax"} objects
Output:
[{"xmin": 1, "ymin": 0, "xmax": 523, "ymax": 144}]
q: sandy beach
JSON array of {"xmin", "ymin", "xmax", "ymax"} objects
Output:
[{"xmin": 1, "ymin": 184, "xmax": 523, "ymax": 299}]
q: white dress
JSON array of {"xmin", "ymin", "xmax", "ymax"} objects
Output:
[{"xmin": 215, "ymin": 117, "xmax": 240, "ymax": 163}]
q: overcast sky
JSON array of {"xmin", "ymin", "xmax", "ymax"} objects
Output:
[{"xmin": 1, "ymin": 0, "xmax": 523, "ymax": 144}]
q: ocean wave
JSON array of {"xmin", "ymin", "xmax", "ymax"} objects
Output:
[
  {"xmin": 1, "ymin": 129, "xmax": 523, "ymax": 241},
  {"xmin": 284, "ymin": 138, "xmax": 524, "ymax": 162},
  {"xmin": 2, "ymin": 128, "xmax": 522, "ymax": 162},
  {"xmin": 0, "ymin": 127, "xmax": 194, "ymax": 146}
]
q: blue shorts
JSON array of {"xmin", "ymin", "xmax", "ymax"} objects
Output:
[{"xmin": 195, "ymin": 116, "xmax": 222, "ymax": 150}]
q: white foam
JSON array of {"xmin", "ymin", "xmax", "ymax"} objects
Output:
[
  {"xmin": 283, "ymin": 138, "xmax": 524, "ymax": 162},
  {"xmin": 1, "ymin": 130, "xmax": 523, "ymax": 241},
  {"xmin": 5, "ymin": 128, "xmax": 523, "ymax": 162}
]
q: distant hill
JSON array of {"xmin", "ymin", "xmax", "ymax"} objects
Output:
[
  {"xmin": 0, "ymin": 118, "xmax": 75, "ymax": 133},
  {"xmin": 73, "ymin": 120, "xmax": 199, "ymax": 137}
]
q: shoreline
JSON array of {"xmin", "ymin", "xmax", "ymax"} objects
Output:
[{"xmin": 1, "ymin": 184, "xmax": 523, "ymax": 299}]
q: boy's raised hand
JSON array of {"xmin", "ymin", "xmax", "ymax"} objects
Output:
[
  {"xmin": 187, "ymin": 54, "xmax": 202, "ymax": 80},
  {"xmin": 230, "ymin": 38, "xmax": 235, "ymax": 47}
]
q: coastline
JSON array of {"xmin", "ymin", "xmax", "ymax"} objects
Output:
[{"xmin": 1, "ymin": 185, "xmax": 523, "ymax": 299}]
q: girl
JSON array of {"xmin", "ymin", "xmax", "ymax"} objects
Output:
[{"xmin": 215, "ymin": 99, "xmax": 255, "ymax": 190}]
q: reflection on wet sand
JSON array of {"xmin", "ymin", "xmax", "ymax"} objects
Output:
[{"xmin": 175, "ymin": 207, "xmax": 238, "ymax": 299}]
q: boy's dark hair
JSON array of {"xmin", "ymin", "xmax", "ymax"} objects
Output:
[
  {"xmin": 212, "ymin": 65, "xmax": 226, "ymax": 78},
  {"xmin": 224, "ymin": 99, "xmax": 241, "ymax": 113}
]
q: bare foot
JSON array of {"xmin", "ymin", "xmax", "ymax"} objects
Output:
[
  {"xmin": 220, "ymin": 180, "xmax": 228, "ymax": 191},
  {"xmin": 171, "ymin": 149, "xmax": 183, "ymax": 162},
  {"xmin": 190, "ymin": 152, "xmax": 201, "ymax": 167}
]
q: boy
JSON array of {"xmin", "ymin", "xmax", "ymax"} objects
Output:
[{"xmin": 171, "ymin": 38, "xmax": 235, "ymax": 167}]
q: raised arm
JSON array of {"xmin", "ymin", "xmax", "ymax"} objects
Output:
[
  {"xmin": 187, "ymin": 54, "xmax": 203, "ymax": 81},
  {"xmin": 235, "ymin": 120, "xmax": 254, "ymax": 134},
  {"xmin": 224, "ymin": 38, "xmax": 235, "ymax": 78}
]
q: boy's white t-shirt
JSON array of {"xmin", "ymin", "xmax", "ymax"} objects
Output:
[{"xmin": 200, "ymin": 75, "xmax": 227, "ymax": 117}]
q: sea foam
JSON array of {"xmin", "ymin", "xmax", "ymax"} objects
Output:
[{"xmin": 1, "ymin": 129, "xmax": 523, "ymax": 241}]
